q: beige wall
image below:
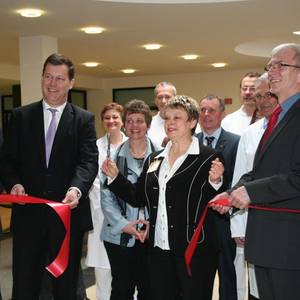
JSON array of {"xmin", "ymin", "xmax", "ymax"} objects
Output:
[
  {"xmin": 0, "ymin": 66, "xmax": 262, "ymax": 136},
  {"xmin": 88, "ymin": 68, "xmax": 261, "ymax": 137}
]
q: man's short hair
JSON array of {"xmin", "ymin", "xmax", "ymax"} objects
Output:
[
  {"xmin": 154, "ymin": 82, "xmax": 177, "ymax": 97},
  {"xmin": 199, "ymin": 94, "xmax": 226, "ymax": 112},
  {"xmin": 240, "ymin": 72, "xmax": 261, "ymax": 88},
  {"xmin": 43, "ymin": 53, "xmax": 75, "ymax": 80}
]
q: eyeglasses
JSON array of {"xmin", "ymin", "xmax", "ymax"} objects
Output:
[
  {"xmin": 264, "ymin": 61, "xmax": 300, "ymax": 72},
  {"xmin": 255, "ymin": 92, "xmax": 277, "ymax": 101}
]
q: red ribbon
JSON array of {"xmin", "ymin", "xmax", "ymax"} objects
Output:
[
  {"xmin": 185, "ymin": 198, "xmax": 300, "ymax": 276},
  {"xmin": 0, "ymin": 194, "xmax": 70, "ymax": 278}
]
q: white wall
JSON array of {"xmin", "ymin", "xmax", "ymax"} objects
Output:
[
  {"xmin": 0, "ymin": 65, "xmax": 262, "ymax": 136},
  {"xmin": 89, "ymin": 68, "xmax": 261, "ymax": 136}
]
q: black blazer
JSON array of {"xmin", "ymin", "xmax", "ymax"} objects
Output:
[
  {"xmin": 109, "ymin": 141, "xmax": 225, "ymax": 257},
  {"xmin": 197, "ymin": 128, "xmax": 240, "ymax": 188},
  {"xmin": 236, "ymin": 98, "xmax": 300, "ymax": 269},
  {"xmin": 0, "ymin": 100, "xmax": 98, "ymax": 232}
]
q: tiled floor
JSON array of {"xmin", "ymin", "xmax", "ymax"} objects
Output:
[{"xmin": 0, "ymin": 235, "xmax": 221, "ymax": 300}]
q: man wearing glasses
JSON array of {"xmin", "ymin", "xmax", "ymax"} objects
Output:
[
  {"xmin": 230, "ymin": 73, "xmax": 278, "ymax": 300},
  {"xmin": 212, "ymin": 43, "xmax": 300, "ymax": 300},
  {"xmin": 222, "ymin": 72, "xmax": 260, "ymax": 136}
]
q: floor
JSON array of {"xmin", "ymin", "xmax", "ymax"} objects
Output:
[{"xmin": 0, "ymin": 205, "xmax": 222, "ymax": 300}]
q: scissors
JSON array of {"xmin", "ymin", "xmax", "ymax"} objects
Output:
[{"xmin": 106, "ymin": 133, "xmax": 111, "ymax": 160}]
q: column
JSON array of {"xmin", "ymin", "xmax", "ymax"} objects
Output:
[{"xmin": 19, "ymin": 35, "xmax": 57, "ymax": 105}]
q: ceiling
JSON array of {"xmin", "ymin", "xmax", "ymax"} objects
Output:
[{"xmin": 0, "ymin": 0, "xmax": 300, "ymax": 82}]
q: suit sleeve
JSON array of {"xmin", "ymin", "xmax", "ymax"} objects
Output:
[
  {"xmin": 237, "ymin": 137, "xmax": 300, "ymax": 206},
  {"xmin": 70, "ymin": 113, "xmax": 98, "ymax": 199}
]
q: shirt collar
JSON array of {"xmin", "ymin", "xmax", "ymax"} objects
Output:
[
  {"xmin": 203, "ymin": 127, "xmax": 222, "ymax": 141},
  {"xmin": 281, "ymin": 92, "xmax": 300, "ymax": 113},
  {"xmin": 155, "ymin": 136, "xmax": 199, "ymax": 159},
  {"xmin": 43, "ymin": 100, "xmax": 67, "ymax": 115}
]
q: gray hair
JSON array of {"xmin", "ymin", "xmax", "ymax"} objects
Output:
[
  {"xmin": 199, "ymin": 94, "xmax": 226, "ymax": 112},
  {"xmin": 154, "ymin": 81, "xmax": 177, "ymax": 97},
  {"xmin": 272, "ymin": 43, "xmax": 300, "ymax": 64},
  {"xmin": 255, "ymin": 72, "xmax": 268, "ymax": 87}
]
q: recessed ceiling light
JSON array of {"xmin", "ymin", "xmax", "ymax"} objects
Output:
[
  {"xmin": 211, "ymin": 62, "xmax": 227, "ymax": 68},
  {"xmin": 293, "ymin": 31, "xmax": 300, "ymax": 35},
  {"xmin": 18, "ymin": 8, "xmax": 44, "ymax": 18},
  {"xmin": 82, "ymin": 27, "xmax": 105, "ymax": 34},
  {"xmin": 182, "ymin": 54, "xmax": 199, "ymax": 60},
  {"xmin": 121, "ymin": 69, "xmax": 136, "ymax": 74},
  {"xmin": 143, "ymin": 44, "xmax": 162, "ymax": 50},
  {"xmin": 83, "ymin": 62, "xmax": 100, "ymax": 67}
]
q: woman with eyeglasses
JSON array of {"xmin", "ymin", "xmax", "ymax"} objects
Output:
[{"xmin": 102, "ymin": 95, "xmax": 225, "ymax": 300}]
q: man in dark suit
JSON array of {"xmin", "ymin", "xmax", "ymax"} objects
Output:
[
  {"xmin": 0, "ymin": 54, "xmax": 98, "ymax": 300},
  {"xmin": 197, "ymin": 95, "xmax": 240, "ymax": 300},
  {"xmin": 211, "ymin": 43, "xmax": 300, "ymax": 300}
]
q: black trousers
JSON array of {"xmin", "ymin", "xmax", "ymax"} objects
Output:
[
  {"xmin": 215, "ymin": 215, "xmax": 237, "ymax": 300},
  {"xmin": 11, "ymin": 205, "xmax": 84, "ymax": 300},
  {"xmin": 39, "ymin": 264, "xmax": 87, "ymax": 300},
  {"xmin": 104, "ymin": 240, "xmax": 150, "ymax": 300},
  {"xmin": 147, "ymin": 247, "xmax": 218, "ymax": 300},
  {"xmin": 255, "ymin": 265, "xmax": 300, "ymax": 300}
]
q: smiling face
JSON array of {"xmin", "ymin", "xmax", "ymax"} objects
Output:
[
  {"xmin": 102, "ymin": 109, "xmax": 123, "ymax": 134},
  {"xmin": 124, "ymin": 112, "xmax": 149, "ymax": 141},
  {"xmin": 155, "ymin": 85, "xmax": 175, "ymax": 117},
  {"xmin": 240, "ymin": 76, "xmax": 257, "ymax": 107},
  {"xmin": 42, "ymin": 63, "xmax": 74, "ymax": 107},
  {"xmin": 254, "ymin": 80, "xmax": 278, "ymax": 119},
  {"xmin": 267, "ymin": 47, "xmax": 300, "ymax": 103},
  {"xmin": 164, "ymin": 107, "xmax": 197, "ymax": 142}
]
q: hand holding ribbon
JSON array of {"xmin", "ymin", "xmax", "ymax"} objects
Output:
[{"xmin": 185, "ymin": 196, "xmax": 300, "ymax": 276}]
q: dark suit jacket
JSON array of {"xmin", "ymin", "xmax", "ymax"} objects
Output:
[
  {"xmin": 236, "ymin": 98, "xmax": 300, "ymax": 270},
  {"xmin": 197, "ymin": 129, "xmax": 240, "ymax": 188},
  {"xmin": 0, "ymin": 100, "xmax": 98, "ymax": 233},
  {"xmin": 109, "ymin": 141, "xmax": 225, "ymax": 257}
]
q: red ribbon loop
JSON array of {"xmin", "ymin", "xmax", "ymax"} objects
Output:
[
  {"xmin": 185, "ymin": 198, "xmax": 300, "ymax": 276},
  {"xmin": 0, "ymin": 194, "xmax": 70, "ymax": 278}
]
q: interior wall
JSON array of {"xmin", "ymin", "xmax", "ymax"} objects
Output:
[
  {"xmin": 0, "ymin": 66, "xmax": 263, "ymax": 137},
  {"xmin": 88, "ymin": 67, "xmax": 262, "ymax": 136}
]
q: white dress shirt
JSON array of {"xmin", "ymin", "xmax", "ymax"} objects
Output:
[
  {"xmin": 43, "ymin": 100, "xmax": 67, "ymax": 137},
  {"xmin": 221, "ymin": 106, "xmax": 252, "ymax": 136},
  {"xmin": 147, "ymin": 113, "xmax": 166, "ymax": 149}
]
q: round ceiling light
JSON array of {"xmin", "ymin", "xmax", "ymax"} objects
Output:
[
  {"xmin": 182, "ymin": 54, "xmax": 199, "ymax": 60},
  {"xmin": 18, "ymin": 8, "xmax": 44, "ymax": 18},
  {"xmin": 211, "ymin": 62, "xmax": 227, "ymax": 68},
  {"xmin": 143, "ymin": 44, "xmax": 162, "ymax": 50},
  {"xmin": 121, "ymin": 69, "xmax": 136, "ymax": 74},
  {"xmin": 83, "ymin": 62, "xmax": 100, "ymax": 67},
  {"xmin": 82, "ymin": 27, "xmax": 105, "ymax": 34}
]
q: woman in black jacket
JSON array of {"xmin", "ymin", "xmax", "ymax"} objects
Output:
[{"xmin": 102, "ymin": 95, "xmax": 224, "ymax": 300}]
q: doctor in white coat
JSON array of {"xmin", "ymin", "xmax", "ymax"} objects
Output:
[{"xmin": 86, "ymin": 103, "xmax": 127, "ymax": 300}]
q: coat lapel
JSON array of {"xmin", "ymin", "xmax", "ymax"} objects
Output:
[
  {"xmin": 255, "ymin": 99, "xmax": 300, "ymax": 165},
  {"xmin": 48, "ymin": 102, "xmax": 74, "ymax": 166},
  {"xmin": 215, "ymin": 129, "xmax": 227, "ymax": 152},
  {"xmin": 30, "ymin": 101, "xmax": 46, "ymax": 166}
]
